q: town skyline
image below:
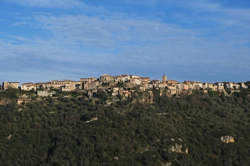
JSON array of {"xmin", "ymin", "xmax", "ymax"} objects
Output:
[
  {"xmin": 1, "ymin": 74, "xmax": 248, "ymax": 97},
  {"xmin": 1, "ymin": 73, "xmax": 250, "ymax": 85}
]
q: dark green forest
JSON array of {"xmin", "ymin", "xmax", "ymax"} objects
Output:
[{"xmin": 0, "ymin": 88, "xmax": 250, "ymax": 166}]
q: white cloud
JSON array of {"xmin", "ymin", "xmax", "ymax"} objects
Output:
[
  {"xmin": 34, "ymin": 14, "xmax": 199, "ymax": 49},
  {"xmin": 125, "ymin": 0, "xmax": 250, "ymax": 28},
  {"xmin": 3, "ymin": 12, "xmax": 250, "ymax": 69},
  {"xmin": 1, "ymin": 0, "xmax": 250, "ymax": 81},
  {"xmin": 183, "ymin": 1, "xmax": 250, "ymax": 28}
]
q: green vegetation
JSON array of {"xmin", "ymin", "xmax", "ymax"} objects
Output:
[
  {"xmin": 0, "ymin": 88, "xmax": 19, "ymax": 100},
  {"xmin": 0, "ymin": 90, "xmax": 250, "ymax": 166}
]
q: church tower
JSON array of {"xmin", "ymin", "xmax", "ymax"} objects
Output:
[{"xmin": 162, "ymin": 75, "xmax": 167, "ymax": 82}]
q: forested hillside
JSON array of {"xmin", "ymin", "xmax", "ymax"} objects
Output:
[{"xmin": 0, "ymin": 89, "xmax": 250, "ymax": 166}]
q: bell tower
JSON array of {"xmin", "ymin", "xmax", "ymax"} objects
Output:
[{"xmin": 162, "ymin": 75, "xmax": 167, "ymax": 82}]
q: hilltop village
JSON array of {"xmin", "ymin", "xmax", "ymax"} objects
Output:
[
  {"xmin": 1, "ymin": 74, "xmax": 249, "ymax": 104},
  {"xmin": 1, "ymin": 74, "xmax": 250, "ymax": 165}
]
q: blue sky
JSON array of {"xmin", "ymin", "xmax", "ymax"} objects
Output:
[{"xmin": 0, "ymin": 0, "xmax": 250, "ymax": 83}]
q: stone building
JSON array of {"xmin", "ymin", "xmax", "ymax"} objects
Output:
[
  {"xmin": 99, "ymin": 74, "xmax": 114, "ymax": 83},
  {"xmin": 2, "ymin": 82, "xmax": 19, "ymax": 90},
  {"xmin": 140, "ymin": 77, "xmax": 150, "ymax": 84},
  {"xmin": 115, "ymin": 75, "xmax": 131, "ymax": 82},
  {"xmin": 83, "ymin": 81, "xmax": 100, "ymax": 90},
  {"xmin": 151, "ymin": 80, "xmax": 161, "ymax": 88},
  {"xmin": 131, "ymin": 75, "xmax": 140, "ymax": 79},
  {"xmin": 234, "ymin": 83, "xmax": 240, "ymax": 90},
  {"xmin": 225, "ymin": 82, "xmax": 240, "ymax": 90},
  {"xmin": 21, "ymin": 83, "xmax": 36, "ymax": 91},
  {"xmin": 182, "ymin": 83, "xmax": 189, "ymax": 91},
  {"xmin": 61, "ymin": 83, "xmax": 77, "ymax": 92},
  {"xmin": 130, "ymin": 78, "xmax": 142, "ymax": 85},
  {"xmin": 37, "ymin": 90, "xmax": 55, "ymax": 97},
  {"xmin": 207, "ymin": 83, "xmax": 216, "ymax": 91},
  {"xmin": 162, "ymin": 75, "xmax": 167, "ymax": 82},
  {"xmin": 166, "ymin": 80, "xmax": 179, "ymax": 85},
  {"xmin": 38, "ymin": 80, "xmax": 79, "ymax": 90},
  {"xmin": 215, "ymin": 82, "xmax": 225, "ymax": 91},
  {"xmin": 192, "ymin": 82, "xmax": 202, "ymax": 90},
  {"xmin": 167, "ymin": 86, "xmax": 177, "ymax": 96},
  {"xmin": 202, "ymin": 83, "xmax": 208, "ymax": 89},
  {"xmin": 240, "ymin": 82, "xmax": 248, "ymax": 89},
  {"xmin": 80, "ymin": 77, "xmax": 97, "ymax": 83}
]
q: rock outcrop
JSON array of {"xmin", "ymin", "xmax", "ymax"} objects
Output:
[{"xmin": 221, "ymin": 136, "xmax": 235, "ymax": 144}]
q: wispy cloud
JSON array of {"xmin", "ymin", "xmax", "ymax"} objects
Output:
[
  {"xmin": 35, "ymin": 14, "xmax": 199, "ymax": 48},
  {"xmin": 0, "ymin": 0, "xmax": 250, "ymax": 82},
  {"xmin": 2, "ymin": 11, "xmax": 250, "ymax": 81},
  {"xmin": 4, "ymin": 0, "xmax": 84, "ymax": 8},
  {"xmin": 180, "ymin": 0, "xmax": 250, "ymax": 28}
]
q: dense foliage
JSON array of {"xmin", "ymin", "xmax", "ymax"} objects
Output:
[{"xmin": 0, "ymin": 89, "xmax": 250, "ymax": 166}]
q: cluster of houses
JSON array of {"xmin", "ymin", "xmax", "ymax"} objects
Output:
[{"xmin": 1, "ymin": 74, "xmax": 249, "ymax": 101}]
